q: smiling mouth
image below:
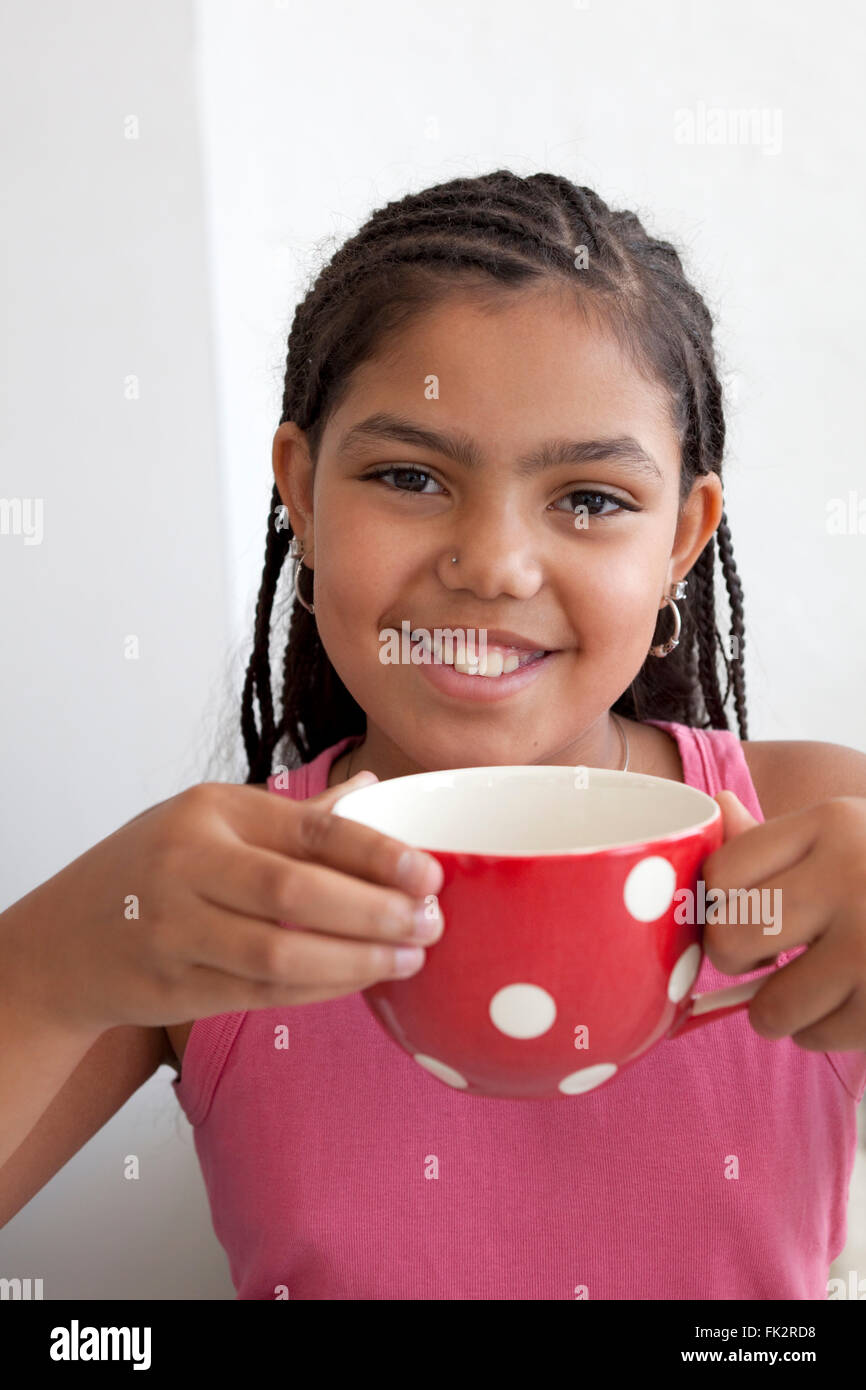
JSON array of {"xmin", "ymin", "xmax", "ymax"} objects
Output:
[{"xmin": 416, "ymin": 632, "xmax": 550, "ymax": 679}]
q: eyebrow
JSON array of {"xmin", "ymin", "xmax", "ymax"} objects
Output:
[{"xmin": 338, "ymin": 412, "xmax": 663, "ymax": 482}]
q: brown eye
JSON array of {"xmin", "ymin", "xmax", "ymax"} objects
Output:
[
  {"xmin": 554, "ymin": 490, "xmax": 636, "ymax": 518},
  {"xmin": 363, "ymin": 466, "xmax": 444, "ymax": 494}
]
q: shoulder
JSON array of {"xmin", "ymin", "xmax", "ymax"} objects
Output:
[{"xmin": 741, "ymin": 738, "xmax": 866, "ymax": 819}]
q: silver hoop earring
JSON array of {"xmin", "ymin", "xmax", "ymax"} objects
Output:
[
  {"xmin": 648, "ymin": 579, "xmax": 687, "ymax": 658},
  {"xmin": 289, "ymin": 536, "xmax": 315, "ymax": 615}
]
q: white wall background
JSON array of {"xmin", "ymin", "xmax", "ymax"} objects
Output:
[{"xmin": 1, "ymin": 0, "xmax": 864, "ymax": 1299}]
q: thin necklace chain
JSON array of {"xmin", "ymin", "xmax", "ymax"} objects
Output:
[{"xmin": 342, "ymin": 712, "xmax": 630, "ymax": 783}]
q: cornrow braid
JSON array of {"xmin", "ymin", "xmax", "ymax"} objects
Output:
[
  {"xmin": 716, "ymin": 511, "xmax": 748, "ymax": 737},
  {"xmin": 241, "ymin": 169, "xmax": 749, "ymax": 781},
  {"xmin": 239, "ymin": 496, "xmax": 290, "ymax": 780}
]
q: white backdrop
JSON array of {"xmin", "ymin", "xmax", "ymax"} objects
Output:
[{"xmin": 1, "ymin": 0, "xmax": 864, "ymax": 1299}]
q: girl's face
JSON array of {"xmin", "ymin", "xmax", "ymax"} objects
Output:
[{"xmin": 274, "ymin": 286, "xmax": 722, "ymax": 774}]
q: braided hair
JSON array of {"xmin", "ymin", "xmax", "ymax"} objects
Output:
[{"xmin": 241, "ymin": 170, "xmax": 748, "ymax": 782}]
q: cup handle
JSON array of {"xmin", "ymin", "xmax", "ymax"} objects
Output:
[{"xmin": 667, "ymin": 977, "xmax": 764, "ymax": 1039}]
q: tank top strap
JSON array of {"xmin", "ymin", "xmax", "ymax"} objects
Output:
[
  {"xmin": 642, "ymin": 719, "xmax": 764, "ymax": 823},
  {"xmin": 266, "ymin": 734, "xmax": 364, "ymax": 801}
]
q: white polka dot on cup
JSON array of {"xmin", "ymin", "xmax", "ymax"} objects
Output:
[
  {"xmin": 623, "ymin": 855, "xmax": 677, "ymax": 921},
  {"xmin": 489, "ymin": 983, "xmax": 557, "ymax": 1038},
  {"xmin": 413, "ymin": 1054, "xmax": 469, "ymax": 1088},
  {"xmin": 668, "ymin": 943, "xmax": 702, "ymax": 1002},
  {"xmin": 558, "ymin": 1062, "xmax": 618, "ymax": 1094}
]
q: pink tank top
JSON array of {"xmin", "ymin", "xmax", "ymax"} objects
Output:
[{"xmin": 172, "ymin": 721, "xmax": 866, "ymax": 1299}]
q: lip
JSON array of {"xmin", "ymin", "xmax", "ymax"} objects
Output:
[
  {"xmin": 416, "ymin": 649, "xmax": 557, "ymax": 702},
  {"xmin": 475, "ymin": 628, "xmax": 558, "ymax": 652},
  {"xmin": 414, "ymin": 626, "xmax": 559, "ymax": 653}
]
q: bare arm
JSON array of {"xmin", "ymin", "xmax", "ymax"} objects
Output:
[
  {"xmin": 0, "ymin": 882, "xmax": 172, "ymax": 1218},
  {"xmin": 0, "ymin": 1002, "xmax": 170, "ymax": 1226}
]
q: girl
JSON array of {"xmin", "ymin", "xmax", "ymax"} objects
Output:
[{"xmin": 2, "ymin": 170, "xmax": 866, "ymax": 1300}]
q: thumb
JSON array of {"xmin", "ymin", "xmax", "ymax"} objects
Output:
[
  {"xmin": 713, "ymin": 788, "xmax": 760, "ymax": 842},
  {"xmin": 312, "ymin": 768, "xmax": 379, "ymax": 810}
]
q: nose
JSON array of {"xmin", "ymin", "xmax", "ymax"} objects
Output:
[{"xmin": 436, "ymin": 503, "xmax": 544, "ymax": 601}]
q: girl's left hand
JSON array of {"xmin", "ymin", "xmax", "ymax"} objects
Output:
[{"xmin": 701, "ymin": 792, "xmax": 866, "ymax": 1052}]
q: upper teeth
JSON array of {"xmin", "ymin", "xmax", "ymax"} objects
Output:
[{"xmin": 418, "ymin": 634, "xmax": 543, "ymax": 678}]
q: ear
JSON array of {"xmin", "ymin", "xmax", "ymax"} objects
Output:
[
  {"xmin": 272, "ymin": 422, "xmax": 316, "ymax": 556},
  {"xmin": 663, "ymin": 472, "xmax": 723, "ymax": 599}
]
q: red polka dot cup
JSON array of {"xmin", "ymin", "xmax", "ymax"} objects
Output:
[{"xmin": 333, "ymin": 765, "xmax": 762, "ymax": 1099}]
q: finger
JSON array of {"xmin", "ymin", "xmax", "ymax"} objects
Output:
[
  {"xmin": 184, "ymin": 963, "xmax": 382, "ymax": 1013},
  {"xmin": 702, "ymin": 801, "xmax": 824, "ymax": 893},
  {"xmin": 701, "ymin": 837, "xmax": 838, "ymax": 975},
  {"xmin": 217, "ymin": 779, "xmax": 444, "ymax": 898},
  {"xmin": 170, "ymin": 897, "xmax": 428, "ymax": 988},
  {"xmin": 304, "ymin": 768, "xmax": 379, "ymax": 808},
  {"xmin": 714, "ymin": 789, "xmax": 760, "ymax": 841},
  {"xmin": 746, "ymin": 934, "xmax": 858, "ymax": 1041},
  {"xmin": 191, "ymin": 839, "xmax": 442, "ymax": 944},
  {"xmin": 786, "ymin": 988, "xmax": 866, "ymax": 1052},
  {"xmin": 166, "ymin": 947, "xmax": 421, "ymax": 1020}
]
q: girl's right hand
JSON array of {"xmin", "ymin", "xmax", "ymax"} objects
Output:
[{"xmin": 1, "ymin": 773, "xmax": 444, "ymax": 1033}]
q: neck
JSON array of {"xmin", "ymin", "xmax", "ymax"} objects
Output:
[{"xmin": 343, "ymin": 714, "xmax": 630, "ymax": 784}]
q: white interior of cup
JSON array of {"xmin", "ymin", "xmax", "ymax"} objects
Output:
[{"xmin": 332, "ymin": 765, "xmax": 719, "ymax": 856}]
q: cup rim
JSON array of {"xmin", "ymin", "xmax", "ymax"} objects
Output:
[{"xmin": 332, "ymin": 764, "xmax": 721, "ymax": 857}]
